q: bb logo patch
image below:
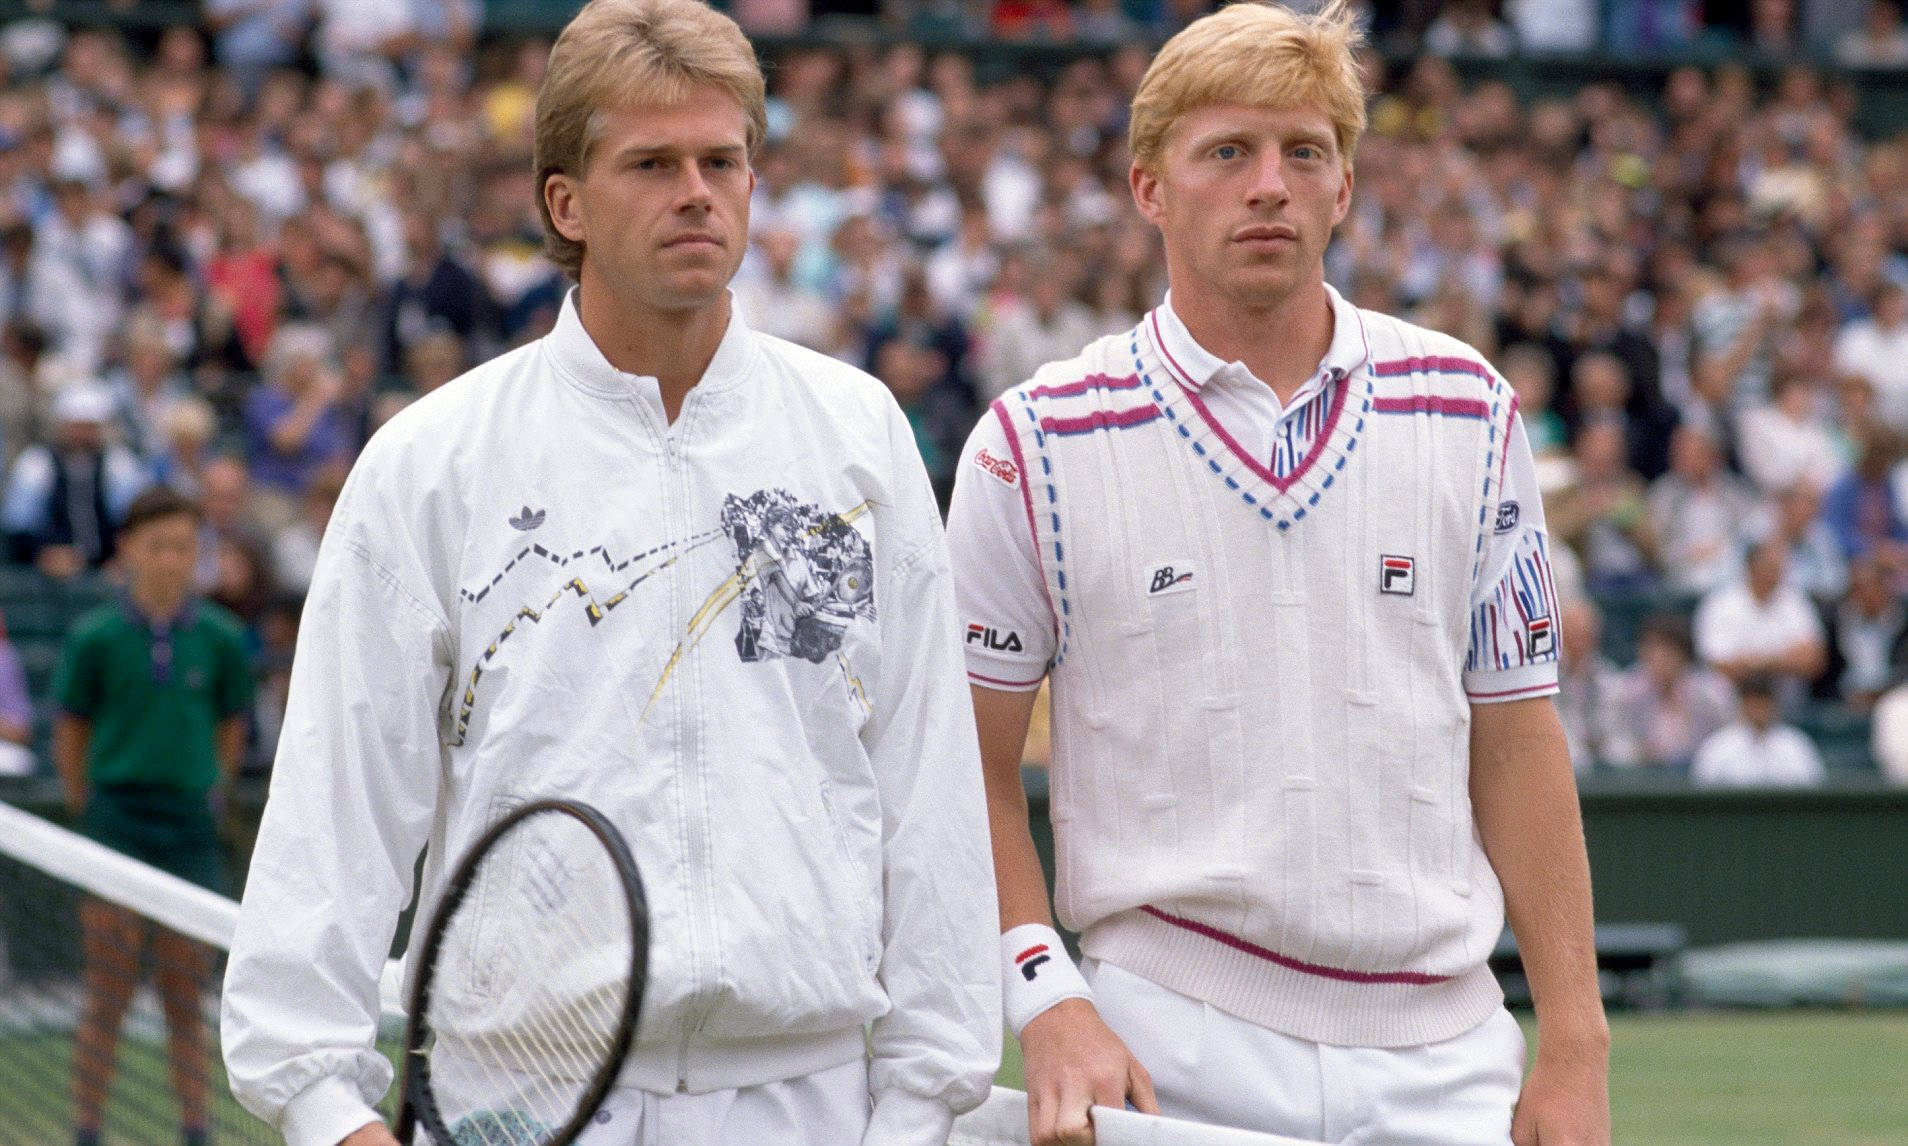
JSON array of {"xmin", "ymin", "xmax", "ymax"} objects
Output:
[
  {"xmin": 966, "ymin": 624, "xmax": 1024, "ymax": 653},
  {"xmin": 1495, "ymin": 501, "xmax": 1521, "ymax": 534},
  {"xmin": 1379, "ymin": 555, "xmax": 1416, "ymax": 596},
  {"xmin": 1528, "ymin": 616, "xmax": 1556, "ymax": 658},
  {"xmin": 1015, "ymin": 942, "xmax": 1053, "ymax": 981},
  {"xmin": 973, "ymin": 448, "xmax": 1020, "ymax": 487},
  {"xmin": 1145, "ymin": 562, "xmax": 1196, "ymax": 597}
]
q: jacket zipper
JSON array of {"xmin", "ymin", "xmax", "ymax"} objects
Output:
[{"xmin": 663, "ymin": 426, "xmax": 710, "ymax": 1095}]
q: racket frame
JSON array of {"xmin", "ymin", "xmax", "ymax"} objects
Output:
[{"xmin": 395, "ymin": 798, "xmax": 649, "ymax": 1145}]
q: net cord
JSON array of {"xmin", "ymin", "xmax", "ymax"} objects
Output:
[{"xmin": 0, "ymin": 799, "xmax": 409, "ymax": 1008}]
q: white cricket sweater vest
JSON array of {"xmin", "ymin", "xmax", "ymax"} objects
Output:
[{"xmin": 992, "ymin": 308, "xmax": 1519, "ymax": 1047}]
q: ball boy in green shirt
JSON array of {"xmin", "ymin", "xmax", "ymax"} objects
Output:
[{"xmin": 54, "ymin": 485, "xmax": 254, "ymax": 1146}]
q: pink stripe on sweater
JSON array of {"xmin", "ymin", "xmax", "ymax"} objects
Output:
[
  {"xmin": 1039, "ymin": 405, "xmax": 1160, "ymax": 435},
  {"xmin": 1027, "ymin": 373, "xmax": 1143, "ymax": 399},
  {"xmin": 1370, "ymin": 395, "xmax": 1491, "ymax": 419},
  {"xmin": 1139, "ymin": 905, "xmax": 1454, "ymax": 986}
]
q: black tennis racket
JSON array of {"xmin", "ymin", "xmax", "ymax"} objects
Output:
[{"xmin": 395, "ymin": 799, "xmax": 648, "ymax": 1146}]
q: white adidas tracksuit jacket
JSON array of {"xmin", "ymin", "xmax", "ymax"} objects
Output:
[{"xmin": 222, "ymin": 292, "xmax": 999, "ymax": 1146}]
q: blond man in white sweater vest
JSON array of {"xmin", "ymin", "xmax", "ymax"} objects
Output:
[{"xmin": 946, "ymin": 3, "xmax": 1610, "ymax": 1144}]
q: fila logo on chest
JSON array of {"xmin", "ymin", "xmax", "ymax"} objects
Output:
[{"xmin": 1379, "ymin": 555, "xmax": 1415, "ymax": 596}]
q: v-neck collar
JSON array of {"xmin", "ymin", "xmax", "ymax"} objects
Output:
[{"xmin": 1132, "ymin": 289, "xmax": 1375, "ymax": 532}]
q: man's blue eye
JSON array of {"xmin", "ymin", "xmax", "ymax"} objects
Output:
[{"xmin": 1215, "ymin": 145, "xmax": 1240, "ymax": 160}]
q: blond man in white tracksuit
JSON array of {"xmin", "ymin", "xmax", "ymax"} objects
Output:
[
  {"xmin": 948, "ymin": 4, "xmax": 1610, "ymax": 1145},
  {"xmin": 221, "ymin": 2, "xmax": 1000, "ymax": 1144}
]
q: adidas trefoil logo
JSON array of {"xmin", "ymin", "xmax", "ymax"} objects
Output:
[{"xmin": 509, "ymin": 506, "xmax": 546, "ymax": 531}]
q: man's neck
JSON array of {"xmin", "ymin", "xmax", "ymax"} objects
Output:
[
  {"xmin": 576, "ymin": 280, "xmax": 732, "ymax": 424},
  {"xmin": 1172, "ymin": 278, "xmax": 1333, "ymax": 405},
  {"xmin": 130, "ymin": 586, "xmax": 188, "ymax": 623}
]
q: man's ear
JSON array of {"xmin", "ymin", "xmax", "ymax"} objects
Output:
[
  {"xmin": 1130, "ymin": 161, "xmax": 1166, "ymax": 229},
  {"xmin": 545, "ymin": 174, "xmax": 585, "ymax": 243}
]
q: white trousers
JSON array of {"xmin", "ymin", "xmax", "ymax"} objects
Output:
[
  {"xmin": 430, "ymin": 1055, "xmax": 870, "ymax": 1145},
  {"xmin": 1087, "ymin": 961, "xmax": 1525, "ymax": 1146}
]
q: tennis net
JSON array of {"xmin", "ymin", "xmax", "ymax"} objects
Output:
[
  {"xmin": 0, "ymin": 798, "xmax": 290, "ymax": 1145},
  {"xmin": 0, "ymin": 799, "xmax": 1309, "ymax": 1146}
]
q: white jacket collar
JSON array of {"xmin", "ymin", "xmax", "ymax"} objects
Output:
[{"xmin": 545, "ymin": 286, "xmax": 757, "ymax": 400}]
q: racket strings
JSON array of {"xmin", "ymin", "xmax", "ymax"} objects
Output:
[{"xmin": 424, "ymin": 812, "xmax": 639, "ymax": 1142}]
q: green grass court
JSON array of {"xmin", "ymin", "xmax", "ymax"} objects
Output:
[
  {"xmin": 995, "ymin": 1010, "xmax": 1908, "ymax": 1146},
  {"xmin": 3, "ymin": 1010, "xmax": 1905, "ymax": 1143}
]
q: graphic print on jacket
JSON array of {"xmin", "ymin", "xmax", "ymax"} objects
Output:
[
  {"xmin": 722, "ymin": 489, "xmax": 877, "ymax": 664},
  {"xmin": 450, "ymin": 490, "xmax": 877, "ymax": 745}
]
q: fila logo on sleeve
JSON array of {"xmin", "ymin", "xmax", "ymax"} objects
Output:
[
  {"xmin": 1528, "ymin": 616, "xmax": 1556, "ymax": 658},
  {"xmin": 1014, "ymin": 942, "xmax": 1053, "ymax": 981},
  {"xmin": 967, "ymin": 624, "xmax": 1024, "ymax": 652},
  {"xmin": 1144, "ymin": 562, "xmax": 1196, "ymax": 597},
  {"xmin": 1379, "ymin": 555, "xmax": 1416, "ymax": 596}
]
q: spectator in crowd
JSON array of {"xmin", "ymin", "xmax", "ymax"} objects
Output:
[
  {"xmin": 0, "ymin": 322, "xmax": 49, "ymax": 479},
  {"xmin": 1425, "ymin": 0, "xmax": 1516, "ymax": 56},
  {"xmin": 2, "ymin": 384, "xmax": 148, "ymax": 576},
  {"xmin": 193, "ymin": 455, "xmax": 264, "ymax": 595},
  {"xmin": 1763, "ymin": 481, "xmax": 1850, "ymax": 603},
  {"xmin": 381, "ymin": 208, "xmax": 494, "ymax": 376},
  {"xmin": 1694, "ymin": 538, "xmax": 1828, "ymax": 711},
  {"xmin": 1692, "ymin": 672, "xmax": 1826, "ymax": 787},
  {"xmin": 1868, "ymin": 671, "xmax": 1908, "ymax": 783},
  {"xmin": 1829, "ymin": 554, "xmax": 1907, "ymax": 708},
  {"xmin": 978, "ymin": 246, "xmax": 1104, "ymax": 401},
  {"xmin": 53, "ymin": 486, "xmax": 253, "ymax": 1146},
  {"xmin": 1832, "ymin": 281, "xmax": 1908, "ymax": 434},
  {"xmin": 1692, "ymin": 230, "xmax": 1795, "ymax": 427},
  {"xmin": 27, "ymin": 178, "xmax": 131, "ymax": 380},
  {"xmin": 1647, "ymin": 422, "xmax": 1757, "ymax": 595},
  {"xmin": 242, "ymin": 324, "xmax": 353, "ymax": 532},
  {"xmin": 128, "ymin": 238, "xmax": 254, "ymax": 393},
  {"xmin": 1549, "ymin": 419, "xmax": 1657, "ymax": 593},
  {"xmin": 1737, "ymin": 368, "xmax": 1847, "ymax": 496},
  {"xmin": 1566, "ymin": 353, "xmax": 1663, "ymax": 481},
  {"xmin": 0, "ymin": 607, "xmax": 33, "ymax": 777},
  {"xmin": 312, "ymin": 0, "xmax": 414, "ymax": 94},
  {"xmin": 1603, "ymin": 613, "xmax": 1737, "ymax": 771},
  {"xmin": 1837, "ymin": 0, "xmax": 1908, "ymax": 67},
  {"xmin": 104, "ymin": 316, "xmax": 191, "ymax": 469},
  {"xmin": 873, "ymin": 330, "xmax": 962, "ymax": 497},
  {"xmin": 269, "ymin": 462, "xmax": 345, "ymax": 598},
  {"xmin": 1557, "ymin": 595, "xmax": 1623, "ymax": 771},
  {"xmin": 735, "ymin": 225, "xmax": 834, "ymax": 351},
  {"xmin": 1820, "ymin": 430, "xmax": 1908, "ymax": 580},
  {"xmin": 204, "ymin": 0, "xmax": 311, "ymax": 99},
  {"xmin": 152, "ymin": 397, "xmax": 219, "ymax": 499},
  {"xmin": 1554, "ymin": 260, "xmax": 1677, "ymax": 479},
  {"xmin": 1502, "ymin": 340, "xmax": 1570, "ymax": 463},
  {"xmin": 285, "ymin": 250, "xmax": 377, "ymax": 370}
]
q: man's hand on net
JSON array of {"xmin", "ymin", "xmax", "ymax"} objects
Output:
[
  {"xmin": 338, "ymin": 1121, "xmax": 400, "ymax": 1146},
  {"xmin": 1021, "ymin": 997, "xmax": 1159, "ymax": 1146}
]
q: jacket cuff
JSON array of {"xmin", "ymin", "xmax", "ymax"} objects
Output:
[
  {"xmin": 279, "ymin": 1075, "xmax": 383, "ymax": 1146},
  {"xmin": 863, "ymin": 1087, "xmax": 956, "ymax": 1146}
]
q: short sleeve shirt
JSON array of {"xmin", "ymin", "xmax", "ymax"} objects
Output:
[
  {"xmin": 948, "ymin": 289, "xmax": 1562, "ymax": 704},
  {"xmin": 54, "ymin": 599, "xmax": 254, "ymax": 792}
]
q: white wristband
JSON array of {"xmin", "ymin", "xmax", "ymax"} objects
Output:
[{"xmin": 1001, "ymin": 923, "xmax": 1092, "ymax": 1035}]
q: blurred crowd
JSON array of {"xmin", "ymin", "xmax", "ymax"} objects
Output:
[{"xmin": 0, "ymin": 1, "xmax": 1905, "ymax": 785}]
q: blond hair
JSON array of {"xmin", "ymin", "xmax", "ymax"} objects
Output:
[
  {"xmin": 1129, "ymin": 1, "xmax": 1368, "ymax": 174},
  {"xmin": 533, "ymin": 0, "xmax": 767, "ymax": 279}
]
